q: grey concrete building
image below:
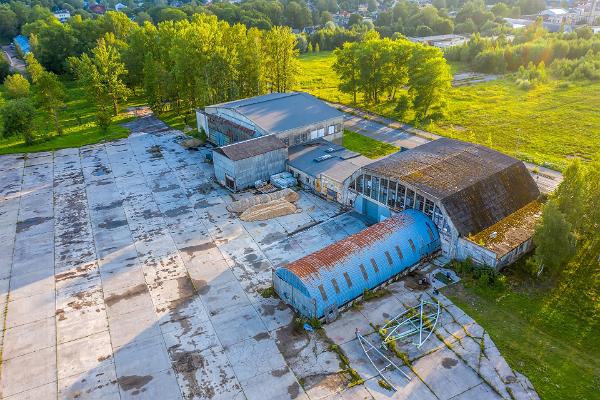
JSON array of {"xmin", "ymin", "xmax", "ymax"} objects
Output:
[
  {"xmin": 197, "ymin": 92, "xmax": 344, "ymax": 146},
  {"xmin": 343, "ymin": 138, "xmax": 541, "ymax": 269},
  {"xmin": 212, "ymin": 135, "xmax": 287, "ymax": 191}
]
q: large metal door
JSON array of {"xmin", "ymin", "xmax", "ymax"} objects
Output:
[{"xmin": 363, "ymin": 198, "xmax": 380, "ymax": 223}]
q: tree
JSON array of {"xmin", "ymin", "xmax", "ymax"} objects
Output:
[
  {"xmin": 1, "ymin": 98, "xmax": 36, "ymax": 144},
  {"xmin": 4, "ymin": 74, "xmax": 30, "ymax": 99},
  {"xmin": 0, "ymin": 5, "xmax": 18, "ymax": 40},
  {"xmin": 533, "ymin": 200, "xmax": 575, "ymax": 277},
  {"xmin": 25, "ymin": 53, "xmax": 44, "ymax": 83},
  {"xmin": 333, "ymin": 42, "xmax": 361, "ymax": 103},
  {"xmin": 0, "ymin": 56, "xmax": 10, "ymax": 82},
  {"xmin": 408, "ymin": 45, "xmax": 451, "ymax": 120},
  {"xmin": 69, "ymin": 35, "xmax": 131, "ymax": 130},
  {"xmin": 263, "ymin": 26, "xmax": 299, "ymax": 92},
  {"xmin": 33, "ymin": 71, "xmax": 66, "ymax": 136},
  {"xmin": 157, "ymin": 8, "xmax": 188, "ymax": 23}
]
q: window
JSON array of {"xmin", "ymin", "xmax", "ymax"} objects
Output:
[
  {"xmin": 318, "ymin": 128, "xmax": 325, "ymax": 137},
  {"xmin": 364, "ymin": 175, "xmax": 371, "ymax": 197},
  {"xmin": 355, "ymin": 175, "xmax": 363, "ymax": 193},
  {"xmin": 301, "ymin": 132, "xmax": 308, "ymax": 142},
  {"xmin": 328, "ymin": 125, "xmax": 335, "ymax": 135},
  {"xmin": 294, "ymin": 135, "xmax": 302, "ymax": 145},
  {"xmin": 282, "ymin": 137, "xmax": 289, "ymax": 146},
  {"xmin": 371, "ymin": 177, "xmax": 379, "ymax": 201},
  {"xmin": 370, "ymin": 258, "xmax": 379, "ymax": 273},
  {"xmin": 385, "ymin": 251, "xmax": 393, "ymax": 265},
  {"xmin": 415, "ymin": 194, "xmax": 424, "ymax": 211},
  {"xmin": 359, "ymin": 264, "xmax": 368, "ymax": 281},
  {"xmin": 305, "ymin": 177, "xmax": 309, "ymax": 183},
  {"xmin": 408, "ymin": 239, "xmax": 416, "ymax": 253},
  {"xmin": 388, "ymin": 181, "xmax": 397, "ymax": 208},
  {"xmin": 424, "ymin": 199, "xmax": 435, "ymax": 218},
  {"xmin": 397, "ymin": 184, "xmax": 406, "ymax": 208},
  {"xmin": 318, "ymin": 285, "xmax": 328, "ymax": 301},
  {"xmin": 343, "ymin": 272, "xmax": 353, "ymax": 288},
  {"xmin": 379, "ymin": 179, "xmax": 388, "ymax": 204},
  {"xmin": 433, "ymin": 205, "xmax": 443, "ymax": 227},
  {"xmin": 331, "ymin": 278, "xmax": 340, "ymax": 294},
  {"xmin": 405, "ymin": 189, "xmax": 415, "ymax": 208},
  {"xmin": 395, "ymin": 245, "xmax": 404, "ymax": 260}
]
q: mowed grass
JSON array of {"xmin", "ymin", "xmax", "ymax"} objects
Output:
[
  {"xmin": 442, "ymin": 247, "xmax": 600, "ymax": 400},
  {"xmin": 298, "ymin": 51, "xmax": 600, "ymax": 170},
  {"xmin": 0, "ymin": 81, "xmax": 145, "ymax": 155},
  {"xmin": 343, "ymin": 129, "xmax": 399, "ymax": 159}
]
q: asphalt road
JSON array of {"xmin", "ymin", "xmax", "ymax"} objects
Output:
[{"xmin": 2, "ymin": 45, "xmax": 26, "ymax": 74}]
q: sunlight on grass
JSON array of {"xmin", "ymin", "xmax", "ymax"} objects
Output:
[
  {"xmin": 298, "ymin": 51, "xmax": 600, "ymax": 170},
  {"xmin": 342, "ymin": 129, "xmax": 399, "ymax": 159}
]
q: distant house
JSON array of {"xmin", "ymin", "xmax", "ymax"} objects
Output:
[
  {"xmin": 115, "ymin": 2, "xmax": 127, "ymax": 11},
  {"xmin": 409, "ymin": 34, "xmax": 468, "ymax": 48},
  {"xmin": 89, "ymin": 4, "xmax": 106, "ymax": 14},
  {"xmin": 53, "ymin": 9, "xmax": 71, "ymax": 23},
  {"xmin": 539, "ymin": 8, "xmax": 570, "ymax": 24}
]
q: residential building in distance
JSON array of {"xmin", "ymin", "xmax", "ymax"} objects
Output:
[
  {"xmin": 409, "ymin": 34, "xmax": 468, "ymax": 49},
  {"xmin": 197, "ymin": 92, "xmax": 344, "ymax": 147},
  {"xmin": 344, "ymin": 138, "xmax": 541, "ymax": 269},
  {"xmin": 52, "ymin": 9, "xmax": 71, "ymax": 22}
]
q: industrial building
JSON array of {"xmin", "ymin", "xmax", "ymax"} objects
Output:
[
  {"xmin": 273, "ymin": 210, "xmax": 440, "ymax": 319},
  {"xmin": 287, "ymin": 139, "xmax": 372, "ymax": 203},
  {"xmin": 197, "ymin": 92, "xmax": 344, "ymax": 146},
  {"xmin": 212, "ymin": 135, "xmax": 287, "ymax": 191},
  {"xmin": 344, "ymin": 138, "xmax": 540, "ymax": 269}
]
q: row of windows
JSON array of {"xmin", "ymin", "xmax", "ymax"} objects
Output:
[
  {"xmin": 281, "ymin": 124, "xmax": 342, "ymax": 147},
  {"xmin": 350, "ymin": 174, "xmax": 446, "ymax": 230},
  {"xmin": 316, "ymin": 243, "xmax": 418, "ymax": 302}
]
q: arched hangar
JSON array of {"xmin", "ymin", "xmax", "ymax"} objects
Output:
[{"xmin": 273, "ymin": 210, "xmax": 440, "ymax": 319}]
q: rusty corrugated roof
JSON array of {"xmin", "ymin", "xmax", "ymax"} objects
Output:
[{"xmin": 284, "ymin": 214, "xmax": 414, "ymax": 280}]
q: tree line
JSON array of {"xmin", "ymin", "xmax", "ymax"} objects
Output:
[{"xmin": 333, "ymin": 33, "xmax": 452, "ymax": 121}]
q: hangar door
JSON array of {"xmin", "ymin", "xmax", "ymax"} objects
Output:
[{"xmin": 363, "ymin": 198, "xmax": 380, "ymax": 223}]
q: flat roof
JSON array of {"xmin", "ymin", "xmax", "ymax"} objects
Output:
[
  {"xmin": 288, "ymin": 139, "xmax": 372, "ymax": 183},
  {"xmin": 209, "ymin": 92, "xmax": 344, "ymax": 134},
  {"xmin": 214, "ymin": 135, "xmax": 286, "ymax": 162}
]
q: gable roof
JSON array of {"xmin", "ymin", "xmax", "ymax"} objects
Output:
[
  {"xmin": 210, "ymin": 92, "xmax": 343, "ymax": 134},
  {"xmin": 214, "ymin": 135, "xmax": 286, "ymax": 162},
  {"xmin": 363, "ymin": 138, "xmax": 540, "ymax": 236}
]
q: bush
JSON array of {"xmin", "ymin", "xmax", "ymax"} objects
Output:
[
  {"xmin": 3, "ymin": 73, "xmax": 30, "ymax": 99},
  {"xmin": 1, "ymin": 98, "xmax": 36, "ymax": 144},
  {"xmin": 0, "ymin": 57, "xmax": 9, "ymax": 82}
]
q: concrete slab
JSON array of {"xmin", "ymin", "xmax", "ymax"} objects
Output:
[
  {"xmin": 2, "ymin": 317, "xmax": 55, "ymax": 360},
  {"xmin": 57, "ymin": 330, "xmax": 113, "ymax": 380},
  {"xmin": 0, "ymin": 347, "xmax": 57, "ymax": 397},
  {"xmin": 59, "ymin": 362, "xmax": 120, "ymax": 400},
  {"xmin": 4, "ymin": 382, "xmax": 57, "ymax": 400}
]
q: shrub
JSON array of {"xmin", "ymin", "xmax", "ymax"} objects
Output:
[
  {"xmin": 1, "ymin": 98, "xmax": 36, "ymax": 144},
  {"xmin": 4, "ymin": 73, "xmax": 30, "ymax": 99}
]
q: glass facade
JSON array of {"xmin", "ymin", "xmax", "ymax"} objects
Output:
[{"xmin": 349, "ymin": 173, "xmax": 448, "ymax": 232}]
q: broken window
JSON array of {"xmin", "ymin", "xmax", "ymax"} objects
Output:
[
  {"xmin": 415, "ymin": 194, "xmax": 424, "ymax": 211},
  {"xmin": 397, "ymin": 184, "xmax": 406, "ymax": 208},
  {"xmin": 370, "ymin": 258, "xmax": 379, "ymax": 273},
  {"xmin": 371, "ymin": 177, "xmax": 379, "ymax": 201},
  {"xmin": 343, "ymin": 272, "xmax": 353, "ymax": 288},
  {"xmin": 318, "ymin": 285, "xmax": 328, "ymax": 301},
  {"xmin": 424, "ymin": 199, "xmax": 434, "ymax": 218},
  {"xmin": 364, "ymin": 175, "xmax": 371, "ymax": 197},
  {"xmin": 388, "ymin": 181, "xmax": 397, "ymax": 208},
  {"xmin": 405, "ymin": 189, "xmax": 415, "ymax": 209},
  {"xmin": 331, "ymin": 279, "xmax": 340, "ymax": 294},
  {"xmin": 359, "ymin": 264, "xmax": 368, "ymax": 281},
  {"xmin": 380, "ymin": 179, "xmax": 388, "ymax": 204},
  {"xmin": 355, "ymin": 175, "xmax": 363, "ymax": 193}
]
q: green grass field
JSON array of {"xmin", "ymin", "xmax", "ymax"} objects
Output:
[
  {"xmin": 0, "ymin": 81, "xmax": 145, "ymax": 154},
  {"xmin": 442, "ymin": 250, "xmax": 600, "ymax": 400},
  {"xmin": 298, "ymin": 51, "xmax": 600, "ymax": 170},
  {"xmin": 342, "ymin": 129, "xmax": 399, "ymax": 159}
]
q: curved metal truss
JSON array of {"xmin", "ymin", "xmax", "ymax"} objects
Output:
[
  {"xmin": 356, "ymin": 330, "xmax": 410, "ymax": 391},
  {"xmin": 380, "ymin": 300, "xmax": 441, "ymax": 348}
]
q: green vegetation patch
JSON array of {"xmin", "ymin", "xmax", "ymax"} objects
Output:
[
  {"xmin": 342, "ymin": 129, "xmax": 399, "ymax": 159},
  {"xmin": 298, "ymin": 52, "xmax": 600, "ymax": 171},
  {"xmin": 442, "ymin": 259, "xmax": 600, "ymax": 400},
  {"xmin": 0, "ymin": 81, "xmax": 144, "ymax": 155}
]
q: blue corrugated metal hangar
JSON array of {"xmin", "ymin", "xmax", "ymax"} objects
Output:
[{"xmin": 273, "ymin": 210, "xmax": 440, "ymax": 319}]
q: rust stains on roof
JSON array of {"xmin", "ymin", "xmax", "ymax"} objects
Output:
[{"xmin": 284, "ymin": 214, "xmax": 415, "ymax": 280}]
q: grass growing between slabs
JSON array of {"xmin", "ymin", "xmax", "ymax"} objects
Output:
[
  {"xmin": 0, "ymin": 81, "xmax": 145, "ymax": 155},
  {"xmin": 342, "ymin": 129, "xmax": 399, "ymax": 159},
  {"xmin": 441, "ymin": 253, "xmax": 600, "ymax": 400},
  {"xmin": 298, "ymin": 51, "xmax": 600, "ymax": 170}
]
